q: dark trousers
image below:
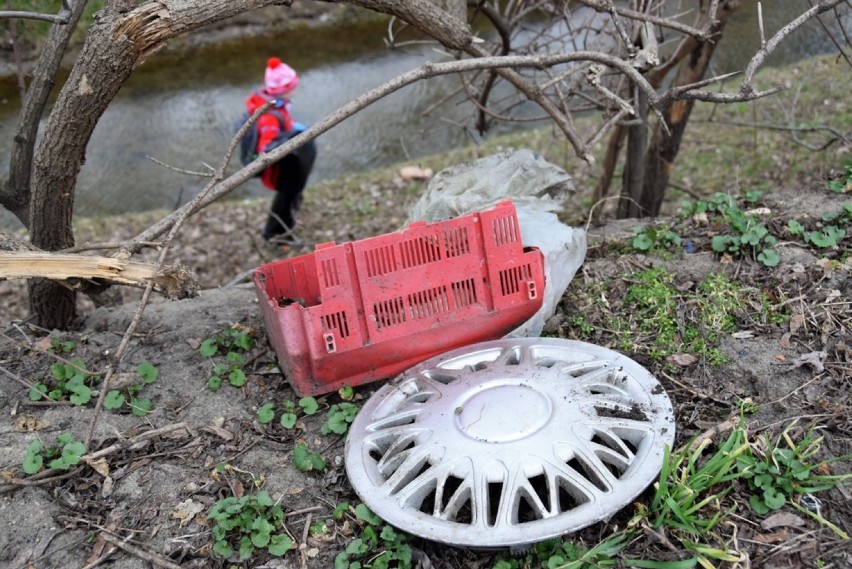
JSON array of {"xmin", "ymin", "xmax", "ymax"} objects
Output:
[{"xmin": 263, "ymin": 139, "xmax": 317, "ymax": 239}]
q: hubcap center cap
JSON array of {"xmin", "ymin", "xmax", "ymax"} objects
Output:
[{"xmin": 455, "ymin": 383, "xmax": 551, "ymax": 442}]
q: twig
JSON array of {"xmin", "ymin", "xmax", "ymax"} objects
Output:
[
  {"xmin": 742, "ymin": 0, "xmax": 846, "ymax": 91},
  {"xmin": 83, "ymin": 422, "xmax": 191, "ymax": 462},
  {"xmin": 0, "ymin": 467, "xmax": 82, "ymax": 494},
  {"xmin": 80, "ymin": 546, "xmax": 117, "ymax": 569},
  {"xmin": 286, "ymin": 505, "xmax": 324, "ymax": 518},
  {"xmin": 575, "ymin": 0, "xmax": 709, "ymax": 40},
  {"xmin": 99, "ymin": 532, "xmax": 182, "ymax": 569},
  {"xmin": 641, "ymin": 523, "xmax": 680, "ymax": 552},
  {"xmin": 687, "ymin": 412, "xmax": 740, "ymax": 452},
  {"xmin": 146, "ymin": 156, "xmax": 214, "ymax": 177},
  {"xmin": 299, "ymin": 513, "xmax": 313, "ymax": 569}
]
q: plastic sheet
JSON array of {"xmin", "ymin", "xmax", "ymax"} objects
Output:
[{"xmin": 406, "ymin": 149, "xmax": 587, "ymax": 336}]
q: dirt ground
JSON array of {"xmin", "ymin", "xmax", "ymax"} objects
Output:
[{"xmin": 1, "ymin": 157, "xmax": 851, "ymax": 568}]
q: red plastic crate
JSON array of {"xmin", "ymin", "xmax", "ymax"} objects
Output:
[{"xmin": 253, "ymin": 200, "xmax": 545, "ymax": 396}]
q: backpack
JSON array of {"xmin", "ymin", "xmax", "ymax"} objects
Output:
[{"xmin": 236, "ymin": 110, "xmax": 306, "ymax": 176}]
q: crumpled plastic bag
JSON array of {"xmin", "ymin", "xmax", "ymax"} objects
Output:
[{"xmin": 406, "ymin": 149, "xmax": 587, "ymax": 337}]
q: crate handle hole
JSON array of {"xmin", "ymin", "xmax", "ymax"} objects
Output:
[
  {"xmin": 527, "ymin": 281, "xmax": 538, "ymax": 300},
  {"xmin": 324, "ymin": 333, "xmax": 336, "ymax": 353}
]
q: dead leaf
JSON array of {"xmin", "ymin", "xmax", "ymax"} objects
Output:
[
  {"xmin": 761, "ymin": 511, "xmax": 806, "ymax": 530},
  {"xmin": 399, "ymin": 165, "xmax": 433, "ymax": 181},
  {"xmin": 744, "ymin": 207, "xmax": 771, "ymax": 216},
  {"xmin": 731, "ymin": 331, "xmax": 755, "ymax": 339},
  {"xmin": 35, "ymin": 337, "xmax": 54, "ymax": 350},
  {"xmin": 789, "ymin": 312, "xmax": 806, "ymax": 334},
  {"xmin": 201, "ymin": 425, "xmax": 234, "ymax": 441},
  {"xmin": 779, "ymin": 332, "xmax": 792, "ymax": 349},
  {"xmin": 172, "ymin": 498, "xmax": 206, "ymax": 527},
  {"xmin": 666, "ymin": 353, "xmax": 698, "ymax": 367},
  {"xmin": 775, "ymin": 354, "xmax": 786, "ymax": 361},
  {"xmin": 186, "ymin": 338, "xmax": 201, "ymax": 350},
  {"xmin": 789, "ymin": 351, "xmax": 827, "ymax": 372},
  {"xmin": 14, "ymin": 415, "xmax": 50, "ymax": 432},
  {"xmin": 286, "ymin": 487, "xmax": 304, "ymax": 495},
  {"xmin": 101, "ymin": 476, "xmax": 114, "ymax": 498},
  {"xmin": 86, "ymin": 457, "xmax": 110, "ymax": 477},
  {"xmin": 753, "ymin": 529, "xmax": 789, "ymax": 544},
  {"xmin": 815, "ymin": 258, "xmax": 833, "ymax": 279}
]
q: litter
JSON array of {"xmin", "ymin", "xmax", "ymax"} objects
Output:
[{"xmin": 254, "ymin": 201, "xmax": 544, "ymax": 396}]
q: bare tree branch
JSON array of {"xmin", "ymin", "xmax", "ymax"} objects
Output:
[
  {"xmin": 576, "ymin": 0, "xmax": 710, "ymax": 40},
  {"xmin": 742, "ymin": 0, "xmax": 846, "ymax": 92}
]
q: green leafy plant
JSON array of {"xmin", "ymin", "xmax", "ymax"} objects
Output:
[
  {"xmin": 737, "ymin": 423, "xmax": 850, "ymax": 517},
  {"xmin": 22, "ymin": 433, "xmax": 87, "ymax": 475},
  {"xmin": 334, "ymin": 504, "xmax": 412, "ymax": 569},
  {"xmin": 631, "ymin": 224, "xmax": 682, "ymax": 254},
  {"xmin": 29, "ymin": 358, "xmax": 100, "ymax": 405},
  {"xmin": 256, "ymin": 397, "xmax": 319, "ymax": 428},
  {"xmin": 322, "ymin": 402, "xmax": 359, "ymax": 435},
  {"xmin": 103, "ymin": 362, "xmax": 159, "ymax": 416},
  {"xmin": 338, "ymin": 385, "xmax": 355, "ymax": 401},
  {"xmin": 804, "ymin": 225, "xmax": 846, "ymax": 248},
  {"xmin": 207, "ymin": 489, "xmax": 293, "ymax": 561},
  {"xmin": 201, "ymin": 325, "xmax": 255, "ymax": 391},
  {"xmin": 827, "ymin": 163, "xmax": 852, "ymax": 194},
  {"xmin": 293, "ymin": 442, "xmax": 325, "ymax": 472},
  {"xmin": 492, "ymin": 532, "xmax": 631, "ymax": 569},
  {"xmin": 690, "ymin": 193, "xmax": 780, "ymax": 266},
  {"xmin": 48, "ymin": 339, "xmax": 76, "ymax": 354}
]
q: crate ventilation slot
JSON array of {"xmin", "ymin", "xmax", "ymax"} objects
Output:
[
  {"xmin": 408, "ymin": 285, "xmax": 451, "ymax": 320},
  {"xmin": 498, "ymin": 264, "xmax": 533, "ymax": 296},
  {"xmin": 321, "ymin": 258, "xmax": 341, "ymax": 288},
  {"xmin": 450, "ymin": 278, "xmax": 477, "ymax": 308},
  {"xmin": 373, "ymin": 297, "xmax": 407, "ymax": 329},
  {"xmin": 364, "ymin": 244, "xmax": 397, "ymax": 278},
  {"xmin": 321, "ymin": 311, "xmax": 350, "ymax": 351},
  {"xmin": 346, "ymin": 338, "xmax": 675, "ymax": 549},
  {"xmin": 443, "ymin": 227, "xmax": 471, "ymax": 258},
  {"xmin": 400, "ymin": 235, "xmax": 442, "ymax": 269},
  {"xmin": 492, "ymin": 215, "xmax": 519, "ymax": 246}
]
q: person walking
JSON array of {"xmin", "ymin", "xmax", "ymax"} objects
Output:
[{"xmin": 245, "ymin": 57, "xmax": 317, "ymax": 247}]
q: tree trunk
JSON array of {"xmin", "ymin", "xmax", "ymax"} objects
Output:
[
  {"xmin": 1, "ymin": 0, "xmax": 89, "ymax": 227},
  {"xmin": 637, "ymin": 0, "xmax": 742, "ymax": 217},
  {"xmin": 618, "ymin": 87, "xmax": 649, "ymax": 218}
]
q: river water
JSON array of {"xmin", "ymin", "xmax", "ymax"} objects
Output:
[{"xmin": 0, "ymin": 2, "xmax": 848, "ymax": 230}]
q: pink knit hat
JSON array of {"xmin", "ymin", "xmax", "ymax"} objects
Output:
[{"xmin": 264, "ymin": 57, "xmax": 299, "ymax": 96}]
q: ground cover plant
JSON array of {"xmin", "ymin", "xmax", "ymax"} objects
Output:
[{"xmin": 0, "ymin": 55, "xmax": 850, "ymax": 569}]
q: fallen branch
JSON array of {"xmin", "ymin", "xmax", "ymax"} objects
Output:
[
  {"xmin": 0, "ymin": 252, "xmax": 198, "ymax": 300},
  {"xmin": 99, "ymin": 532, "xmax": 182, "ymax": 569}
]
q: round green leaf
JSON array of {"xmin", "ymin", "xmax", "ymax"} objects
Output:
[
  {"xmin": 103, "ymin": 390, "xmax": 126, "ymax": 410},
  {"xmin": 268, "ymin": 534, "xmax": 293, "ymax": 556},
  {"xmin": 199, "ymin": 339, "xmax": 218, "ymax": 357},
  {"xmin": 257, "ymin": 403, "xmax": 275, "ymax": 424},
  {"xmin": 299, "ymin": 397, "xmax": 319, "ymax": 415},
  {"xmin": 280, "ymin": 413, "xmax": 297, "ymax": 429},
  {"xmin": 136, "ymin": 362, "xmax": 159, "ymax": 384},
  {"xmin": 229, "ymin": 369, "xmax": 246, "ymax": 387}
]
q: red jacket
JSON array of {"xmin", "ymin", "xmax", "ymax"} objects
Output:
[{"xmin": 246, "ymin": 89, "xmax": 294, "ymax": 190}]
